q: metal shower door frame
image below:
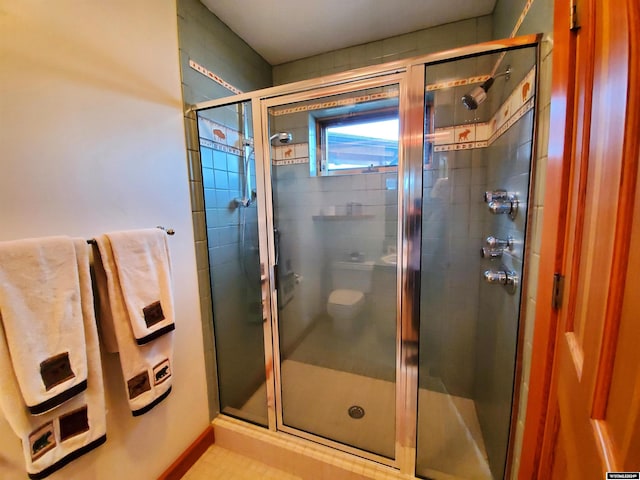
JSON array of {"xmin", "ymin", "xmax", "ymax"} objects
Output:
[
  {"xmin": 188, "ymin": 33, "xmax": 542, "ymax": 477},
  {"xmin": 260, "ymin": 73, "xmax": 406, "ymax": 468},
  {"xmin": 258, "ymin": 72, "xmax": 410, "ymax": 469}
]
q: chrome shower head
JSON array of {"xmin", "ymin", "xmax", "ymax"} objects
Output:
[
  {"xmin": 270, "ymin": 132, "xmax": 292, "ymax": 146},
  {"xmin": 462, "ymin": 81, "xmax": 492, "ymax": 110},
  {"xmin": 461, "ymin": 66, "xmax": 512, "ymax": 110}
]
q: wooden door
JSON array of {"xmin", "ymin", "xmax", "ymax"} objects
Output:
[{"xmin": 520, "ymin": 0, "xmax": 640, "ymax": 478}]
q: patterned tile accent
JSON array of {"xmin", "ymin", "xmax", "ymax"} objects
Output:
[
  {"xmin": 273, "ymin": 143, "xmax": 309, "ymax": 166},
  {"xmin": 487, "ymin": 66, "xmax": 536, "ymax": 142},
  {"xmin": 198, "ymin": 117, "xmax": 244, "ymax": 156},
  {"xmin": 431, "ymin": 122, "xmax": 488, "ymax": 152},
  {"xmin": 194, "ymin": 61, "xmax": 534, "ymax": 162},
  {"xmin": 188, "ymin": 59, "xmax": 243, "ymax": 95},
  {"xmin": 432, "ymin": 66, "xmax": 536, "ymax": 152},
  {"xmin": 197, "ymin": 112, "xmax": 309, "ymax": 165}
]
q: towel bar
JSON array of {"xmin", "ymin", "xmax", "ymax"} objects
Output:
[{"xmin": 86, "ymin": 226, "xmax": 175, "ymax": 245}]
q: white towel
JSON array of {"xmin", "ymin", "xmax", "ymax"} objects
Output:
[
  {"xmin": 0, "ymin": 237, "xmax": 88, "ymax": 415},
  {"xmin": 106, "ymin": 229, "xmax": 175, "ymax": 345},
  {"xmin": 94, "ymin": 230, "xmax": 174, "ymax": 416},
  {"xmin": 0, "ymin": 239, "xmax": 106, "ymax": 479}
]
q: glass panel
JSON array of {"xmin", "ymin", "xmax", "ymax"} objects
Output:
[
  {"xmin": 269, "ymin": 84, "xmax": 399, "ymax": 458},
  {"xmin": 417, "ymin": 46, "xmax": 537, "ymax": 479},
  {"xmin": 197, "ymin": 101, "xmax": 268, "ymax": 426}
]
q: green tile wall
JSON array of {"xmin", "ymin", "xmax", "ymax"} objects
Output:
[
  {"xmin": 273, "ymin": 15, "xmax": 493, "ymax": 85},
  {"xmin": 177, "ymin": 0, "xmax": 272, "ymax": 420},
  {"xmin": 177, "ymin": 0, "xmax": 272, "ymax": 103}
]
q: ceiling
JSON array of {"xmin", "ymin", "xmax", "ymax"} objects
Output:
[{"xmin": 200, "ymin": 0, "xmax": 497, "ymax": 65}]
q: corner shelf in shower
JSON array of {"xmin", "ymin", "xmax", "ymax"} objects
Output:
[{"xmin": 312, "ymin": 214, "xmax": 374, "ymax": 221}]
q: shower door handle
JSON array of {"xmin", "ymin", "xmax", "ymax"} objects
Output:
[
  {"xmin": 273, "ymin": 227, "xmax": 281, "ymax": 288},
  {"xmin": 274, "ymin": 227, "xmax": 280, "ymax": 264},
  {"xmin": 260, "ymin": 263, "xmax": 269, "ymax": 323}
]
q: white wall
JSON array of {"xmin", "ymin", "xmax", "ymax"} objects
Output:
[{"xmin": 0, "ymin": 1, "xmax": 209, "ymax": 479}]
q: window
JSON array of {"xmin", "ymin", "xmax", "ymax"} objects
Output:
[{"xmin": 315, "ymin": 109, "xmax": 399, "ymax": 175}]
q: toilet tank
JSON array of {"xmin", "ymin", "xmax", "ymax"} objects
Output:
[{"xmin": 331, "ymin": 261, "xmax": 375, "ymax": 293}]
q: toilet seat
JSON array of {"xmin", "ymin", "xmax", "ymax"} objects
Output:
[{"xmin": 328, "ymin": 289, "xmax": 364, "ymax": 306}]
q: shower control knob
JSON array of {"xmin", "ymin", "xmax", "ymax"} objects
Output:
[
  {"xmin": 488, "ymin": 199, "xmax": 514, "ymax": 214},
  {"xmin": 484, "ymin": 269, "xmax": 507, "ymax": 284},
  {"xmin": 484, "ymin": 190, "xmax": 509, "ymax": 203},
  {"xmin": 486, "ymin": 235, "xmax": 514, "ymax": 248},
  {"xmin": 487, "ymin": 197, "xmax": 519, "ymax": 219},
  {"xmin": 483, "ymin": 269, "xmax": 519, "ymax": 294},
  {"xmin": 481, "ymin": 247, "xmax": 504, "ymax": 258}
]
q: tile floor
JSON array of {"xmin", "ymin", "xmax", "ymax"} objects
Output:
[{"xmin": 182, "ymin": 444, "xmax": 303, "ymax": 480}]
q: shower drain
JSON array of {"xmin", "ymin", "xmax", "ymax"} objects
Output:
[{"xmin": 348, "ymin": 405, "xmax": 365, "ymax": 419}]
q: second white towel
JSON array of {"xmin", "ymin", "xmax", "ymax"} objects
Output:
[{"xmin": 93, "ymin": 229, "xmax": 174, "ymax": 415}]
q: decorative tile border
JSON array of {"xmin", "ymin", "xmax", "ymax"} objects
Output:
[
  {"xmin": 199, "ymin": 138, "xmax": 243, "ymax": 156},
  {"xmin": 189, "ymin": 59, "xmax": 243, "ymax": 95},
  {"xmin": 195, "ymin": 61, "xmax": 534, "ymax": 160},
  {"xmin": 426, "ymin": 75, "xmax": 491, "ymax": 92},
  {"xmin": 270, "ymin": 76, "xmax": 496, "ymax": 114},
  {"xmin": 488, "ymin": 98, "xmax": 535, "ymax": 145},
  {"xmin": 432, "ymin": 66, "xmax": 536, "ymax": 152},
  {"xmin": 492, "ymin": 0, "xmax": 536, "ymax": 76},
  {"xmin": 273, "ymin": 157, "xmax": 309, "ymax": 166},
  {"xmin": 270, "ymin": 91, "xmax": 398, "ymax": 116},
  {"xmin": 276, "ymin": 63, "xmax": 533, "ymax": 160},
  {"xmin": 511, "ymin": 0, "xmax": 536, "ymax": 38}
]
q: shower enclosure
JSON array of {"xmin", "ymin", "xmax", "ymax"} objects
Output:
[{"xmin": 192, "ymin": 35, "xmax": 540, "ymax": 479}]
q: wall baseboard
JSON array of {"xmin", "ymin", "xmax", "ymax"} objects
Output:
[{"xmin": 157, "ymin": 425, "xmax": 214, "ymax": 480}]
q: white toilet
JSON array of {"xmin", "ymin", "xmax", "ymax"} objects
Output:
[{"xmin": 327, "ymin": 260, "xmax": 374, "ymax": 333}]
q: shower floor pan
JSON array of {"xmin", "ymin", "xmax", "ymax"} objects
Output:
[{"xmin": 240, "ymin": 360, "xmax": 492, "ymax": 480}]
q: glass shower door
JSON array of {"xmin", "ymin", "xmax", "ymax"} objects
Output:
[
  {"xmin": 197, "ymin": 100, "xmax": 269, "ymax": 426},
  {"xmin": 265, "ymin": 82, "xmax": 401, "ymax": 459},
  {"xmin": 417, "ymin": 46, "xmax": 538, "ymax": 479}
]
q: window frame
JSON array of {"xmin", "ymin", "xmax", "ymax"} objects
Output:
[{"xmin": 314, "ymin": 106, "xmax": 399, "ymax": 176}]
